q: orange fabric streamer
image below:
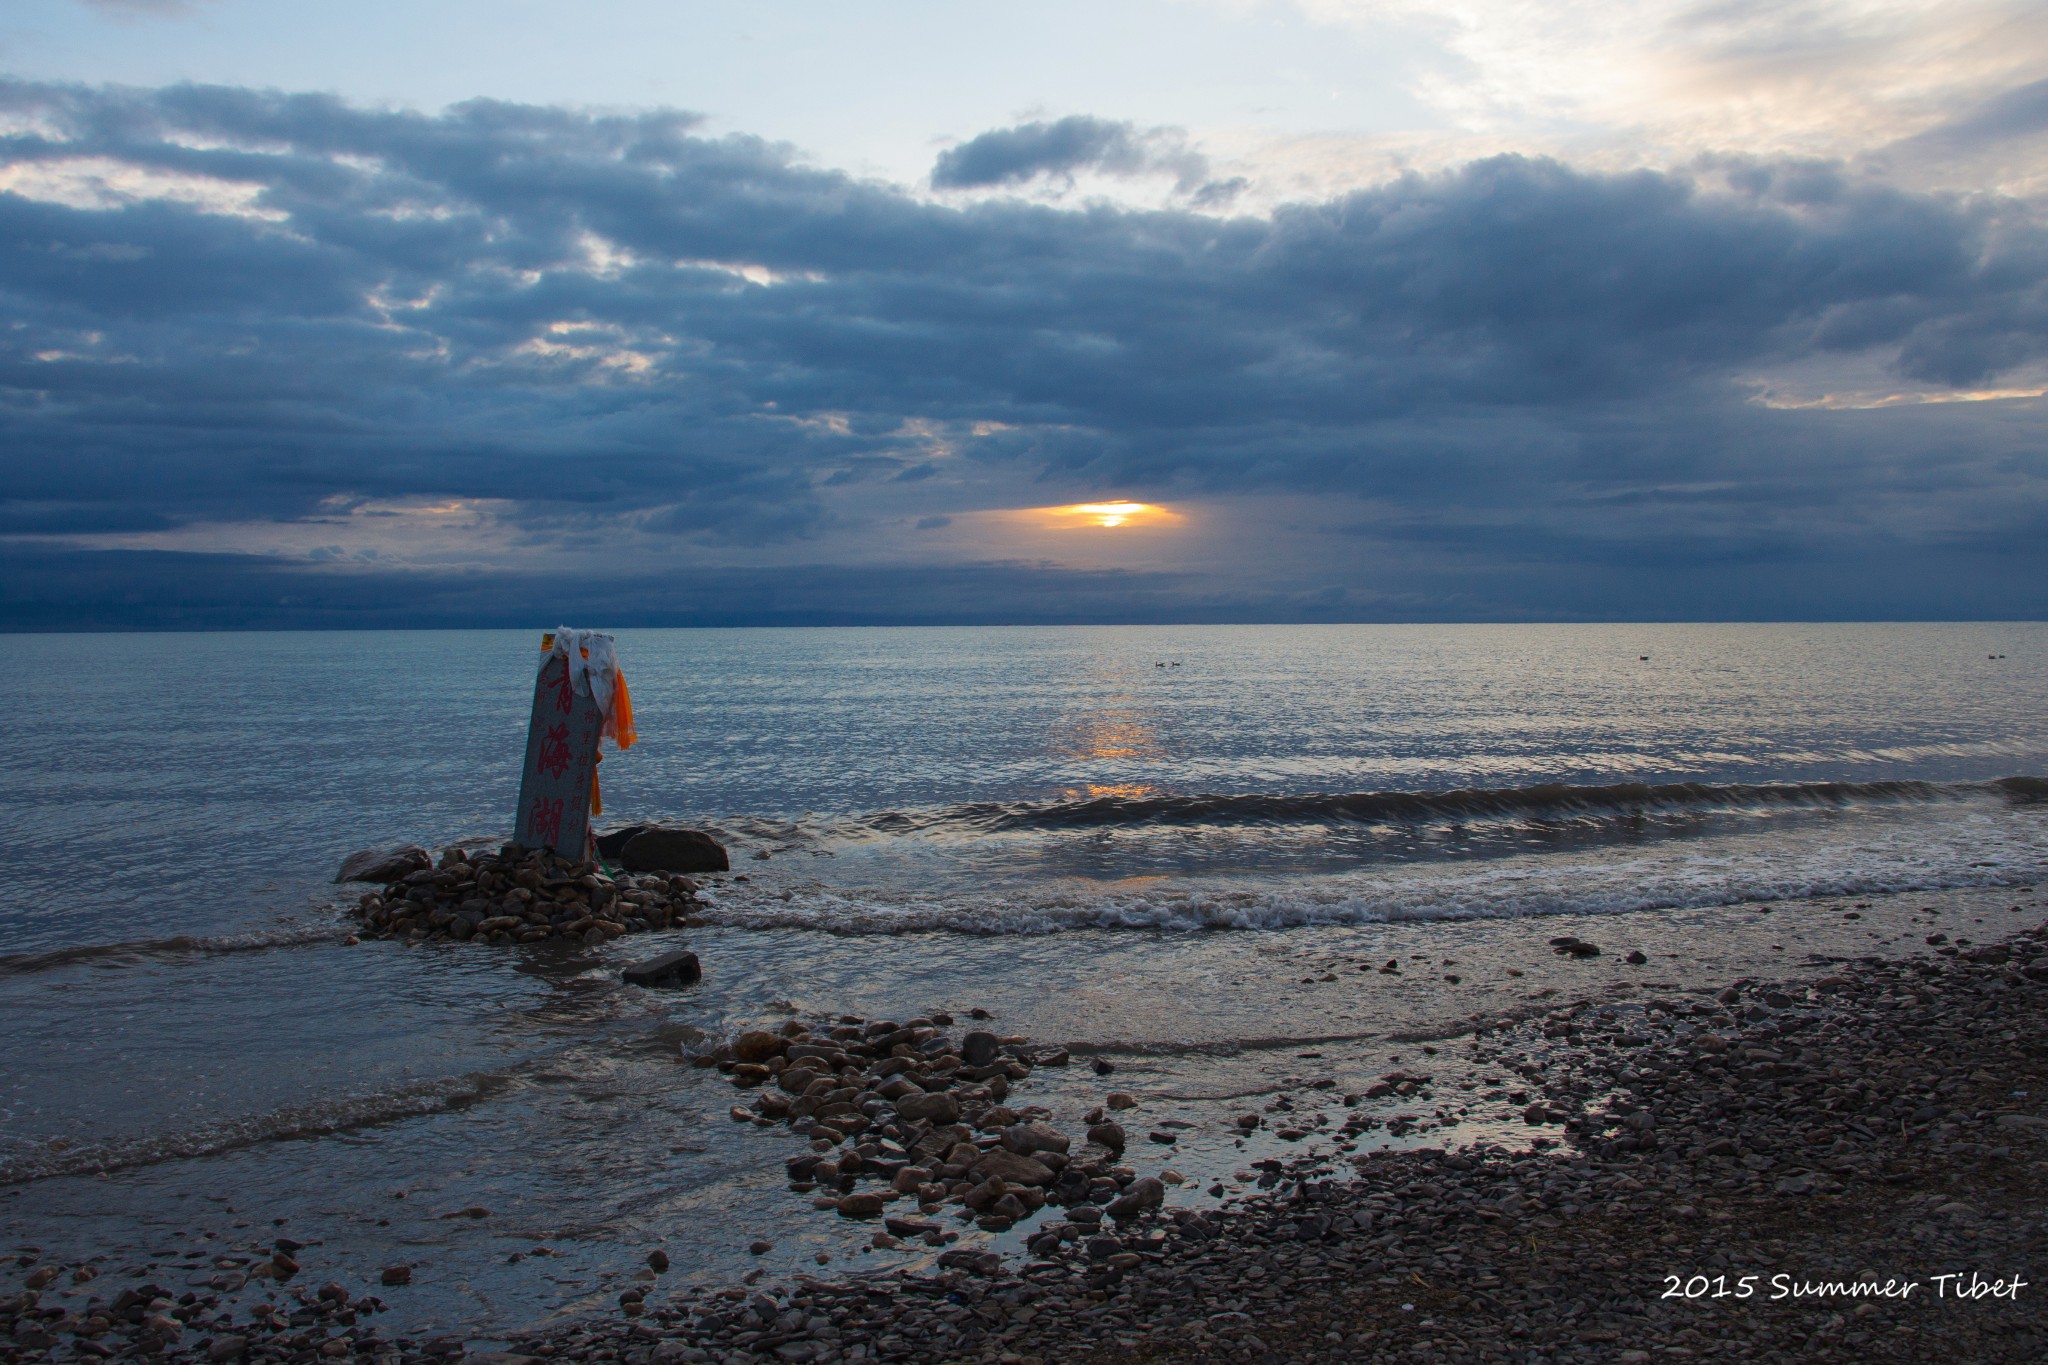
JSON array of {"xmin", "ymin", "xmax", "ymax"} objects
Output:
[{"xmin": 607, "ymin": 668, "xmax": 636, "ymax": 750}]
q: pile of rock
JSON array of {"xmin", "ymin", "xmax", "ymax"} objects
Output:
[
  {"xmin": 704, "ymin": 1015, "xmax": 1170, "ymax": 1238},
  {"xmin": 339, "ymin": 843, "xmax": 703, "ymax": 946}
]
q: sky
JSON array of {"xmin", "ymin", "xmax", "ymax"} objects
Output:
[{"xmin": 2, "ymin": 0, "xmax": 2046, "ymax": 627}]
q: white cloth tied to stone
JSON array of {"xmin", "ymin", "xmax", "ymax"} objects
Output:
[{"xmin": 551, "ymin": 626, "xmax": 619, "ymax": 719}]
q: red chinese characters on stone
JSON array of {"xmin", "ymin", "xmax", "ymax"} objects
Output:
[
  {"xmin": 537, "ymin": 722, "xmax": 572, "ymax": 780},
  {"xmin": 527, "ymin": 795, "xmax": 564, "ymax": 849},
  {"xmin": 551, "ymin": 663, "xmax": 575, "ymax": 715}
]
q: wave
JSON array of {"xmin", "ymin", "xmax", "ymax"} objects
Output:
[
  {"xmin": 696, "ymin": 812, "xmax": 2048, "ymax": 936},
  {"xmin": 0, "ymin": 925, "xmax": 344, "ymax": 978},
  {"xmin": 858, "ymin": 776, "xmax": 2044, "ymax": 835},
  {"xmin": 0, "ymin": 1068, "xmax": 523, "ymax": 1186}
]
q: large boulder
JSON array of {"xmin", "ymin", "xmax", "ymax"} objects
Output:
[
  {"xmin": 619, "ymin": 828, "xmax": 730, "ymax": 874},
  {"xmin": 594, "ymin": 825, "xmax": 651, "ymax": 859},
  {"xmin": 335, "ymin": 846, "xmax": 430, "ymax": 883}
]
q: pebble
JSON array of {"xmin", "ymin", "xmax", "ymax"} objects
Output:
[{"xmin": 472, "ymin": 914, "xmax": 2048, "ymax": 1365}]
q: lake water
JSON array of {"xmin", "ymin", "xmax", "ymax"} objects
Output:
[{"xmin": 3, "ymin": 623, "xmax": 2045, "ymax": 1336}]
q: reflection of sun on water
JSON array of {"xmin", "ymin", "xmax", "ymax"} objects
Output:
[
  {"xmin": 1062, "ymin": 783, "xmax": 1160, "ymax": 800},
  {"xmin": 1058, "ymin": 715, "xmax": 1162, "ymax": 762}
]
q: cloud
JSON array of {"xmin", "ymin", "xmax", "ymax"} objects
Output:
[
  {"xmin": 0, "ymin": 79, "xmax": 2045, "ymax": 626},
  {"xmin": 931, "ymin": 115, "xmax": 1213, "ymax": 193},
  {"xmin": 1259, "ymin": 0, "xmax": 2048, "ymax": 173}
]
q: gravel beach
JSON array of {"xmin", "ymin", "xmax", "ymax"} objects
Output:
[{"xmin": 13, "ymin": 898, "xmax": 2048, "ymax": 1365}]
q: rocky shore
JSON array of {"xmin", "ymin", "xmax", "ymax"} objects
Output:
[
  {"xmin": 511, "ymin": 922, "xmax": 2048, "ymax": 1365},
  {"xmin": 9, "ymin": 922, "xmax": 2048, "ymax": 1364}
]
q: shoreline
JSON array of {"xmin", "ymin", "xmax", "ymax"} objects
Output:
[
  {"xmin": 488, "ymin": 915, "xmax": 2048, "ymax": 1364},
  {"xmin": 7, "ymin": 892, "xmax": 2048, "ymax": 1363}
]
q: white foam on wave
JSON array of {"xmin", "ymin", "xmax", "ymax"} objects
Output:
[{"xmin": 696, "ymin": 806, "xmax": 2048, "ymax": 936}]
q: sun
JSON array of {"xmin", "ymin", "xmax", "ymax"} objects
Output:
[
  {"xmin": 1072, "ymin": 502, "xmax": 1146, "ymax": 527},
  {"xmin": 1029, "ymin": 501, "xmax": 1182, "ymax": 530}
]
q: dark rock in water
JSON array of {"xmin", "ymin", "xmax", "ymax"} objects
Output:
[
  {"xmin": 594, "ymin": 825, "xmax": 652, "ymax": 859},
  {"xmin": 1106, "ymin": 1176, "xmax": 1165, "ymax": 1220},
  {"xmin": 619, "ymin": 828, "xmax": 730, "ymax": 874},
  {"xmin": 1091, "ymin": 1057, "xmax": 1116, "ymax": 1076},
  {"xmin": 335, "ymin": 845, "xmax": 430, "ymax": 883},
  {"xmin": 621, "ymin": 951, "xmax": 702, "ymax": 988},
  {"xmin": 962, "ymin": 1030, "xmax": 1000, "ymax": 1066},
  {"xmin": 1626, "ymin": 949, "xmax": 1648, "ymax": 964}
]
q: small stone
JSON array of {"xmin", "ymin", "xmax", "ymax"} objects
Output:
[
  {"xmin": 971, "ymin": 1148, "xmax": 1056, "ymax": 1186},
  {"xmin": 838, "ymin": 1193, "xmax": 886, "ymax": 1218},
  {"xmin": 1087, "ymin": 1122, "xmax": 1127, "ymax": 1151},
  {"xmin": 647, "ymin": 1248, "xmax": 669, "ymax": 1273},
  {"xmin": 1106, "ymin": 1092, "xmax": 1138, "ymax": 1110},
  {"xmin": 207, "ymin": 1336, "xmax": 250, "ymax": 1363},
  {"xmin": 749, "ymin": 1240, "xmax": 774, "ymax": 1255},
  {"xmin": 1625, "ymin": 950, "xmax": 1648, "ymax": 964},
  {"xmin": 1106, "ymin": 1176, "xmax": 1166, "ymax": 1220},
  {"xmin": 380, "ymin": 1265, "xmax": 412, "ymax": 1286},
  {"xmin": 962, "ymin": 1031, "xmax": 1001, "ymax": 1066},
  {"xmin": 895, "ymin": 1091, "xmax": 961, "ymax": 1124}
]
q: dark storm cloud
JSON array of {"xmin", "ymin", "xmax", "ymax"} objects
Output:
[
  {"xmin": 1, "ymin": 80, "xmax": 2046, "ymax": 625},
  {"xmin": 929, "ymin": 115, "xmax": 1211, "ymax": 192}
]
